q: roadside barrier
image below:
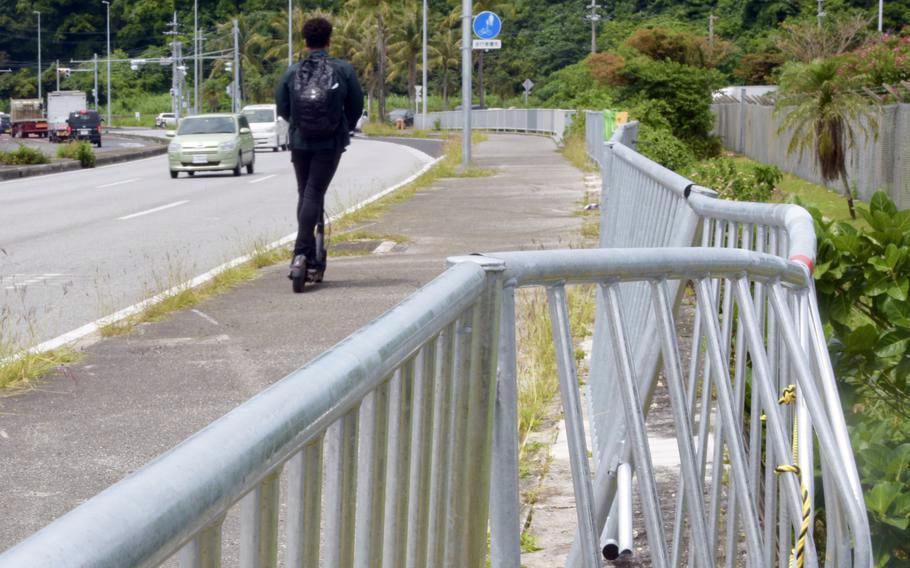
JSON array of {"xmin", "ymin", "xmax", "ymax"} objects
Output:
[
  {"xmin": 415, "ymin": 108, "xmax": 575, "ymax": 141},
  {"xmin": 0, "ymin": 112, "xmax": 871, "ymax": 568}
]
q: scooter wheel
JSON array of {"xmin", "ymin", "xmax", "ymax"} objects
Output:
[{"xmin": 291, "ymin": 268, "xmax": 306, "ymax": 293}]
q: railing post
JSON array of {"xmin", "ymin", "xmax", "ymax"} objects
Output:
[
  {"xmin": 489, "ymin": 283, "xmax": 520, "ymax": 568},
  {"xmin": 240, "ymin": 469, "xmax": 282, "ymax": 568},
  {"xmin": 447, "ymin": 255, "xmax": 506, "ymax": 567},
  {"xmin": 178, "ymin": 516, "xmax": 224, "ymax": 568}
]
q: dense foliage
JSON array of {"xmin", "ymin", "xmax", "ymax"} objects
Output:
[
  {"xmin": 0, "ymin": 145, "xmax": 48, "ymax": 165},
  {"xmin": 56, "ymin": 140, "xmax": 96, "ymax": 167},
  {"xmin": 808, "ymin": 193, "xmax": 910, "ymax": 565},
  {"xmin": 688, "ymin": 157, "xmax": 782, "ymax": 201}
]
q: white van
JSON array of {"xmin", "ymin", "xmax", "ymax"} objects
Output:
[{"xmin": 241, "ymin": 104, "xmax": 289, "ymax": 152}]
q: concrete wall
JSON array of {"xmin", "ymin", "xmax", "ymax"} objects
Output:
[{"xmin": 712, "ymin": 101, "xmax": 910, "ymax": 209}]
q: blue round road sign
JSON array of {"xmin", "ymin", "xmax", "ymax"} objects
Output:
[{"xmin": 473, "ymin": 11, "xmax": 502, "ymax": 40}]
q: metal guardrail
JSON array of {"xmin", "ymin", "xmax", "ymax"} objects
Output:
[
  {"xmin": 414, "ymin": 108, "xmax": 575, "ymax": 141},
  {"xmin": 0, "ymin": 110, "xmax": 871, "ymax": 568}
]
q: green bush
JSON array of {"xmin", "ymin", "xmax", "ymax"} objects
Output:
[
  {"xmin": 688, "ymin": 158, "xmax": 782, "ymax": 201},
  {"xmin": 0, "ymin": 145, "xmax": 49, "ymax": 165},
  {"xmin": 56, "ymin": 141, "xmax": 97, "ymax": 168},
  {"xmin": 807, "ymin": 192, "xmax": 910, "ymax": 565},
  {"xmin": 617, "ymin": 56, "xmax": 724, "ymax": 143},
  {"xmin": 636, "ymin": 125, "xmax": 695, "ymax": 172}
]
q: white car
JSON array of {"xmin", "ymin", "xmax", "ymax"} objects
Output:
[
  {"xmin": 156, "ymin": 112, "xmax": 177, "ymax": 128},
  {"xmin": 241, "ymin": 104, "xmax": 289, "ymax": 152}
]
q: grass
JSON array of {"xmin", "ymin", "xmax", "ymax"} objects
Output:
[
  {"xmin": 0, "ymin": 347, "xmax": 83, "ymax": 392},
  {"xmin": 722, "ymin": 155, "xmax": 870, "ymax": 226},
  {"xmin": 0, "ymin": 304, "xmax": 84, "ymax": 391},
  {"xmin": 361, "ymin": 122, "xmax": 434, "ymax": 138},
  {"xmin": 561, "ymin": 128, "xmax": 597, "ymax": 173},
  {"xmin": 520, "ymin": 530, "xmax": 543, "ymax": 553}
]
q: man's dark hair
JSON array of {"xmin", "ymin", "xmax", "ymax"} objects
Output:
[{"xmin": 303, "ymin": 17, "xmax": 333, "ymax": 49}]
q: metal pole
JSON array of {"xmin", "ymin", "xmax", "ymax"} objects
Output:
[
  {"xmin": 93, "ymin": 54, "xmax": 99, "ymax": 110},
  {"xmin": 233, "ymin": 19, "xmax": 240, "ymax": 113},
  {"xmin": 288, "ymin": 0, "xmax": 293, "ymax": 67},
  {"xmin": 193, "ymin": 0, "xmax": 198, "ymax": 114},
  {"xmin": 709, "ymin": 14, "xmax": 716, "ymax": 49},
  {"xmin": 104, "ymin": 0, "xmax": 111, "ymax": 127},
  {"xmin": 878, "ymin": 0, "xmax": 883, "ymax": 31},
  {"xmin": 422, "ymin": 0, "xmax": 428, "ymax": 128},
  {"xmin": 56, "ymin": 59, "xmax": 60, "ymax": 91},
  {"xmin": 34, "ymin": 11, "xmax": 42, "ymax": 100},
  {"xmin": 461, "ymin": 0, "xmax": 471, "ymax": 168},
  {"xmin": 817, "ymin": 0, "xmax": 824, "ymax": 28}
]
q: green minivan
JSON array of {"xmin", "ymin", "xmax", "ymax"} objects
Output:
[{"xmin": 167, "ymin": 114, "xmax": 256, "ymax": 179}]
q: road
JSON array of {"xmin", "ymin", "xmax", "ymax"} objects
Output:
[{"xmin": 0, "ymin": 138, "xmax": 438, "ymax": 344}]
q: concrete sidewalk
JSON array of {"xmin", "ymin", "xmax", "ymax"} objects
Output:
[{"xmin": 0, "ymin": 133, "xmax": 588, "ymax": 551}]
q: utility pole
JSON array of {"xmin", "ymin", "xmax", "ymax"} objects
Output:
[
  {"xmin": 233, "ymin": 19, "xmax": 241, "ymax": 113},
  {"xmin": 878, "ymin": 0, "xmax": 883, "ymax": 32},
  {"xmin": 103, "ymin": 0, "xmax": 112, "ymax": 127},
  {"xmin": 288, "ymin": 0, "xmax": 293, "ymax": 67},
  {"xmin": 165, "ymin": 12, "xmax": 180, "ymax": 120},
  {"xmin": 817, "ymin": 0, "xmax": 825, "ymax": 28},
  {"xmin": 421, "ymin": 0, "xmax": 428, "ymax": 127},
  {"xmin": 585, "ymin": 0, "xmax": 602, "ymax": 55},
  {"xmin": 708, "ymin": 14, "xmax": 717, "ymax": 49},
  {"xmin": 461, "ymin": 0, "xmax": 471, "ymax": 168},
  {"xmin": 193, "ymin": 0, "xmax": 199, "ymax": 114},
  {"xmin": 56, "ymin": 59, "xmax": 60, "ymax": 91},
  {"xmin": 34, "ymin": 11, "xmax": 41, "ymax": 100},
  {"xmin": 93, "ymin": 54, "xmax": 99, "ymax": 110}
]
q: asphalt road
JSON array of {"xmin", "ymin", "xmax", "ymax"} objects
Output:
[
  {"xmin": 0, "ymin": 138, "xmax": 438, "ymax": 344},
  {"xmin": 0, "ymin": 133, "xmax": 155, "ymax": 156}
]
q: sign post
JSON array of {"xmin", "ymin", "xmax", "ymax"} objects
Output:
[
  {"xmin": 522, "ymin": 78, "xmax": 534, "ymax": 107},
  {"xmin": 461, "ymin": 0, "xmax": 472, "ymax": 169}
]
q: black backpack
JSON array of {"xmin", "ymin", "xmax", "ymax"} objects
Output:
[{"xmin": 292, "ymin": 53, "xmax": 343, "ymax": 140}]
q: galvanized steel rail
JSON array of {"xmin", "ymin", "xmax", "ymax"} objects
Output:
[
  {"xmin": 0, "ymin": 110, "xmax": 871, "ymax": 568},
  {"xmin": 415, "ymin": 108, "xmax": 576, "ymax": 142}
]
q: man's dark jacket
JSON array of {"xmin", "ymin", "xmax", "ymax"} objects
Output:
[{"xmin": 276, "ymin": 50, "xmax": 364, "ymax": 152}]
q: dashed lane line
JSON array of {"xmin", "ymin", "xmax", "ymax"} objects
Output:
[
  {"xmin": 97, "ymin": 178, "xmax": 140, "ymax": 189},
  {"xmin": 248, "ymin": 174, "xmax": 277, "ymax": 185},
  {"xmin": 117, "ymin": 200, "xmax": 189, "ymax": 221}
]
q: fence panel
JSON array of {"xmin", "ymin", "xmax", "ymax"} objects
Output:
[
  {"xmin": 712, "ymin": 101, "xmax": 910, "ymax": 209},
  {"xmin": 414, "ymin": 108, "xmax": 575, "ymax": 141}
]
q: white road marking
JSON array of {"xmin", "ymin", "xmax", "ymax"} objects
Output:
[
  {"xmin": 373, "ymin": 240, "xmax": 397, "ymax": 255},
  {"xmin": 191, "ymin": 309, "xmax": 220, "ymax": 326},
  {"xmin": 1, "ymin": 273, "xmax": 67, "ymax": 290},
  {"xmin": 97, "ymin": 177, "xmax": 140, "ymax": 189},
  {"xmin": 248, "ymin": 174, "xmax": 277, "ymax": 185},
  {"xmin": 117, "ymin": 200, "xmax": 189, "ymax": 221}
]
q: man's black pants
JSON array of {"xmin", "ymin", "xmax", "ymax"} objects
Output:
[{"xmin": 292, "ymin": 149, "xmax": 342, "ymax": 266}]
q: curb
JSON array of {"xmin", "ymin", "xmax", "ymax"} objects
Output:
[{"xmin": 0, "ymin": 143, "xmax": 167, "ymax": 182}]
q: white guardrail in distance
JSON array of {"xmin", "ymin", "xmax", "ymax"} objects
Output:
[
  {"xmin": 0, "ymin": 112, "xmax": 871, "ymax": 568},
  {"xmin": 414, "ymin": 108, "xmax": 576, "ymax": 142}
]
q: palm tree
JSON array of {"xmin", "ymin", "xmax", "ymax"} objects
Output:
[
  {"xmin": 430, "ymin": 29, "xmax": 459, "ymax": 110},
  {"xmin": 775, "ymin": 58, "xmax": 878, "ymax": 219},
  {"xmin": 387, "ymin": 4, "xmax": 422, "ymax": 112},
  {"xmin": 347, "ymin": 0, "xmax": 392, "ymax": 120}
]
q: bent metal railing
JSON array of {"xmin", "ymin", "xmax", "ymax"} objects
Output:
[{"xmin": 0, "ymin": 113, "xmax": 871, "ymax": 568}]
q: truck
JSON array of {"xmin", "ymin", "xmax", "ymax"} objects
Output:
[
  {"xmin": 47, "ymin": 91, "xmax": 88, "ymax": 143},
  {"xmin": 10, "ymin": 99, "xmax": 48, "ymax": 138}
]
